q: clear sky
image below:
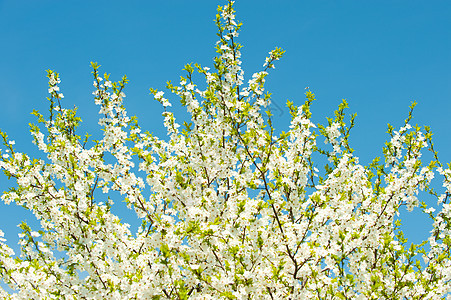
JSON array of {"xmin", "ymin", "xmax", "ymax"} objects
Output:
[{"xmin": 0, "ymin": 0, "xmax": 450, "ymax": 256}]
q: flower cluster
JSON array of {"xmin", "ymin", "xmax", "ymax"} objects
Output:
[{"xmin": 0, "ymin": 1, "xmax": 450, "ymax": 299}]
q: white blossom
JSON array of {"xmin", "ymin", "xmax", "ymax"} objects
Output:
[{"xmin": 0, "ymin": 1, "xmax": 448, "ymax": 299}]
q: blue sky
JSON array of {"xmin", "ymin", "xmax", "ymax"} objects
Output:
[{"xmin": 0, "ymin": 0, "xmax": 450, "ymax": 256}]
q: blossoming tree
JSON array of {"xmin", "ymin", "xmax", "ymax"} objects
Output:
[{"xmin": 1, "ymin": 1, "xmax": 451, "ymax": 299}]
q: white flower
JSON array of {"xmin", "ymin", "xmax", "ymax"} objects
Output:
[
  {"xmin": 155, "ymin": 91, "xmax": 164, "ymax": 100},
  {"xmin": 0, "ymin": 2, "xmax": 447, "ymax": 299},
  {"xmin": 425, "ymin": 207, "xmax": 435, "ymax": 214}
]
